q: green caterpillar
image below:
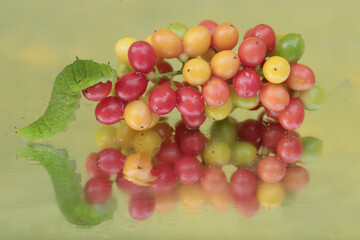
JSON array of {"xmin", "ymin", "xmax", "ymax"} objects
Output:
[
  {"xmin": 19, "ymin": 144, "xmax": 116, "ymax": 226},
  {"xmin": 17, "ymin": 59, "xmax": 117, "ymax": 141}
]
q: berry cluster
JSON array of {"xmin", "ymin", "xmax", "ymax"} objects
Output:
[
  {"xmin": 82, "ymin": 112, "xmax": 323, "ymax": 221},
  {"xmin": 80, "ymin": 20, "xmax": 325, "ymax": 221},
  {"xmin": 82, "ymin": 20, "xmax": 326, "ymax": 131}
]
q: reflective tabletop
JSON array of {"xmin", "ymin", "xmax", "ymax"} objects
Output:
[{"xmin": 1, "ymin": 0, "xmax": 359, "ymax": 239}]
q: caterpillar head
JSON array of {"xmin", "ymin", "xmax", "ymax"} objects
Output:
[{"xmin": 72, "ymin": 60, "xmax": 118, "ymax": 92}]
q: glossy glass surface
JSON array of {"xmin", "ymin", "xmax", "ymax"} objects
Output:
[{"xmin": 1, "ymin": 0, "xmax": 359, "ymax": 239}]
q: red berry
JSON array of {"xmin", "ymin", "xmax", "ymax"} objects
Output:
[
  {"xmin": 149, "ymin": 85, "xmax": 177, "ymax": 115},
  {"xmin": 115, "ymin": 72, "xmax": 148, "ymax": 102},
  {"xmin": 238, "ymin": 37, "xmax": 267, "ymax": 68},
  {"xmin": 233, "ymin": 68, "xmax": 261, "ymax": 98},
  {"xmin": 199, "ymin": 20, "xmax": 218, "ymax": 36},
  {"xmin": 265, "ymin": 108, "xmax": 279, "ymax": 120},
  {"xmin": 176, "ymin": 87, "xmax": 205, "ymax": 117},
  {"xmin": 243, "ymin": 28, "xmax": 253, "ymax": 40},
  {"xmin": 250, "ymin": 24, "xmax": 276, "ymax": 53},
  {"xmin": 156, "ymin": 60, "xmax": 173, "ymax": 73},
  {"xmin": 259, "ymin": 82, "xmax": 290, "ymax": 112},
  {"xmin": 285, "ymin": 63, "xmax": 315, "ymax": 91},
  {"xmin": 199, "ymin": 19, "xmax": 218, "ymax": 48},
  {"xmin": 82, "ymin": 81, "xmax": 112, "ymax": 101},
  {"xmin": 202, "ymin": 78, "xmax": 229, "ymax": 107},
  {"xmin": 128, "ymin": 41, "xmax": 157, "ymax": 74},
  {"xmin": 95, "ymin": 96, "xmax": 125, "ymax": 125},
  {"xmin": 181, "ymin": 112, "xmax": 206, "ymax": 128}
]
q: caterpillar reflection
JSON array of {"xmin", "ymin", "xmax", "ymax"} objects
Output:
[
  {"xmin": 19, "ymin": 144, "xmax": 116, "ymax": 226},
  {"xmin": 17, "ymin": 59, "xmax": 117, "ymax": 141}
]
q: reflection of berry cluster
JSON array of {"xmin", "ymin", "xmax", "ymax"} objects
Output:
[
  {"xmin": 82, "ymin": 20, "xmax": 325, "ymax": 131},
  {"xmin": 83, "ymin": 113, "xmax": 323, "ymax": 221}
]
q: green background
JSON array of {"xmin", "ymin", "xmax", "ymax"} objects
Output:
[{"xmin": 1, "ymin": 0, "xmax": 359, "ymax": 239}]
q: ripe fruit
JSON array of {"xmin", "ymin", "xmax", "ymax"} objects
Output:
[
  {"xmin": 182, "ymin": 112, "xmax": 206, "ymax": 128},
  {"xmin": 115, "ymin": 37, "xmax": 137, "ymax": 66},
  {"xmin": 212, "ymin": 23, "xmax": 239, "ymax": 51},
  {"xmin": 202, "ymin": 78, "xmax": 229, "ymax": 107},
  {"xmin": 183, "ymin": 26, "xmax": 211, "ymax": 57},
  {"xmin": 151, "ymin": 29, "xmax": 182, "ymax": 59},
  {"xmin": 148, "ymin": 85, "xmax": 177, "ymax": 115},
  {"xmin": 250, "ymin": 24, "xmax": 276, "ymax": 53},
  {"xmin": 238, "ymin": 37, "xmax": 266, "ymax": 68},
  {"xmin": 285, "ymin": 63, "xmax": 315, "ymax": 91},
  {"xmin": 124, "ymin": 100, "xmax": 153, "ymax": 131},
  {"xmin": 128, "ymin": 41, "xmax": 157, "ymax": 74},
  {"xmin": 82, "ymin": 81, "xmax": 112, "ymax": 101},
  {"xmin": 210, "ymin": 50, "xmax": 241, "ymax": 80},
  {"xmin": 115, "ymin": 72, "xmax": 148, "ymax": 102},
  {"xmin": 95, "ymin": 96, "xmax": 125, "ymax": 125},
  {"xmin": 259, "ymin": 83, "xmax": 290, "ymax": 112},
  {"xmin": 233, "ymin": 68, "xmax": 261, "ymax": 98},
  {"xmin": 263, "ymin": 56, "xmax": 291, "ymax": 84},
  {"xmin": 205, "ymin": 97, "xmax": 233, "ymax": 121},
  {"xmin": 182, "ymin": 58, "xmax": 211, "ymax": 86},
  {"xmin": 176, "ymin": 87, "xmax": 205, "ymax": 117}
]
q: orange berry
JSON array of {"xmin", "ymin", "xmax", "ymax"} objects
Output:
[
  {"xmin": 151, "ymin": 29, "xmax": 182, "ymax": 59},
  {"xmin": 210, "ymin": 50, "xmax": 240, "ymax": 80},
  {"xmin": 212, "ymin": 23, "xmax": 239, "ymax": 51},
  {"xmin": 183, "ymin": 26, "xmax": 211, "ymax": 57}
]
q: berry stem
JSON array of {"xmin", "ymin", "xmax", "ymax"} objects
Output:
[{"xmin": 153, "ymin": 69, "xmax": 182, "ymax": 82}]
